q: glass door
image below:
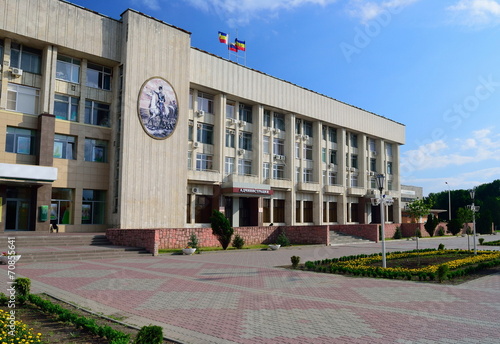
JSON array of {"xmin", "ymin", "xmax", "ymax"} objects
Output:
[{"xmin": 6, "ymin": 199, "xmax": 30, "ymax": 230}]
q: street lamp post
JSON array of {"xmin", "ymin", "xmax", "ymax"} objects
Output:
[
  {"xmin": 375, "ymin": 174, "xmax": 387, "ymax": 268},
  {"xmin": 445, "ymin": 181, "xmax": 451, "ymax": 221},
  {"xmin": 469, "ymin": 188, "xmax": 478, "ymax": 255}
]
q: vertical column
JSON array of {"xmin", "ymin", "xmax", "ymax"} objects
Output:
[
  {"xmin": 254, "ymin": 104, "xmax": 263, "ymax": 179},
  {"xmin": 41, "ymin": 45, "xmax": 55, "ymax": 114},
  {"xmin": 286, "ymin": 114, "xmax": 296, "ymax": 225},
  {"xmin": 358, "ymin": 133, "xmax": 367, "ymax": 189},
  {"xmin": 214, "ymin": 94, "xmax": 225, "ymax": 174},
  {"xmin": 338, "ymin": 128, "xmax": 347, "ymax": 224},
  {"xmin": 0, "ymin": 39, "xmax": 11, "ymax": 110}
]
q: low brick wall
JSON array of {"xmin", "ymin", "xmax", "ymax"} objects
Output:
[
  {"xmin": 331, "ymin": 224, "xmax": 379, "ymax": 242},
  {"xmin": 107, "ymin": 225, "xmax": 330, "ymax": 255}
]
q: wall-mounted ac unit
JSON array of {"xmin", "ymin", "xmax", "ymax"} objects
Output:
[
  {"xmin": 275, "ymin": 128, "xmax": 281, "ymax": 134},
  {"xmin": 11, "ymin": 68, "xmax": 22, "ymax": 77},
  {"xmin": 274, "ymin": 154, "xmax": 285, "ymax": 161},
  {"xmin": 303, "ymin": 135, "xmax": 309, "ymax": 140},
  {"xmin": 192, "ymin": 141, "xmax": 199, "ymax": 148},
  {"xmin": 238, "ymin": 149, "xmax": 245, "ymax": 155},
  {"xmin": 239, "ymin": 121, "xmax": 246, "ymax": 127},
  {"xmin": 329, "ymin": 163, "xmax": 335, "ymax": 169},
  {"xmin": 191, "ymin": 187, "xmax": 200, "ymax": 194},
  {"xmin": 196, "ymin": 110, "xmax": 204, "ymax": 117}
]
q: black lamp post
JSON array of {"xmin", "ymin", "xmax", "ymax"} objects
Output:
[{"xmin": 375, "ymin": 174, "xmax": 386, "ymax": 268}]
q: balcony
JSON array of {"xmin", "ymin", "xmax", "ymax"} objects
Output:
[
  {"xmin": 323, "ymin": 184, "xmax": 344, "ymax": 194},
  {"xmin": 187, "ymin": 168, "xmax": 221, "ymax": 183},
  {"xmin": 297, "ymin": 182, "xmax": 321, "ymax": 193},
  {"xmin": 347, "ymin": 187, "xmax": 366, "ymax": 196},
  {"xmin": 265, "ymin": 178, "xmax": 292, "ymax": 189},
  {"xmin": 225, "ymin": 173, "xmax": 260, "ymax": 184}
]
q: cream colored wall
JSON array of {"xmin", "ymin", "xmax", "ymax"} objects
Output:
[
  {"xmin": 117, "ymin": 11, "xmax": 190, "ymax": 229},
  {"xmin": 190, "ymin": 49, "xmax": 405, "ymax": 145},
  {"xmin": 0, "ymin": 0, "xmax": 122, "ymax": 62}
]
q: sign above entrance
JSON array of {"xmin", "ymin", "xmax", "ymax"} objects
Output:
[{"xmin": 223, "ymin": 187, "xmax": 274, "ymax": 196}]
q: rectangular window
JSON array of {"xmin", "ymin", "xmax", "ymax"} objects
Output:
[
  {"xmin": 387, "ymin": 161, "xmax": 393, "ymax": 175},
  {"xmin": 263, "ymin": 110, "xmax": 271, "ymax": 128},
  {"xmin": 189, "ymin": 89, "xmax": 193, "ymax": 110},
  {"xmin": 263, "ymin": 162, "xmax": 270, "ymax": 179},
  {"xmin": 197, "ymin": 92, "xmax": 214, "ymax": 114},
  {"xmin": 238, "ymin": 159, "xmax": 252, "ymax": 175},
  {"xmin": 369, "ymin": 138, "xmax": 376, "ymax": 152},
  {"xmin": 54, "ymin": 94, "xmax": 78, "ymax": 122},
  {"xmin": 304, "ymin": 145, "xmax": 313, "ymax": 160},
  {"xmin": 225, "ymin": 129, "xmax": 235, "ymax": 148},
  {"xmin": 303, "ymin": 201, "xmax": 313, "ymax": 222},
  {"xmin": 195, "ymin": 195, "xmax": 213, "ymax": 223},
  {"xmin": 322, "ymin": 148, "xmax": 326, "ymax": 163},
  {"xmin": 196, "ymin": 153, "xmax": 213, "ymax": 171},
  {"xmin": 84, "ymin": 139, "xmax": 107, "ymax": 162},
  {"xmin": 296, "ymin": 201, "xmax": 301, "ymax": 223},
  {"xmin": 7, "ymin": 84, "xmax": 40, "ymax": 115},
  {"xmin": 303, "ymin": 120, "xmax": 313, "ymax": 137},
  {"xmin": 226, "ymin": 101, "xmax": 235, "ymax": 118},
  {"xmin": 273, "ymin": 164, "xmax": 285, "ymax": 180},
  {"xmin": 225, "ymin": 157, "xmax": 235, "ymax": 175},
  {"xmin": 329, "ymin": 150, "xmax": 337, "ymax": 165},
  {"xmin": 197, "ymin": 123, "xmax": 214, "ymax": 144},
  {"xmin": 81, "ymin": 189, "xmax": 105, "ymax": 224},
  {"xmin": 351, "ymin": 203, "xmax": 359, "ymax": 222},
  {"xmin": 5, "ymin": 127, "xmax": 35, "ymax": 155},
  {"xmin": 239, "ymin": 104, "xmax": 253, "ymax": 123},
  {"xmin": 188, "ymin": 121, "xmax": 194, "ymax": 141},
  {"xmin": 329, "ymin": 128, "xmax": 337, "ymax": 143},
  {"xmin": 86, "ymin": 63, "xmax": 111, "ymax": 90},
  {"xmin": 351, "ymin": 155, "xmax": 358, "ymax": 169},
  {"xmin": 10, "ymin": 43, "xmax": 41, "ymax": 74},
  {"xmin": 295, "ymin": 119, "xmax": 301, "ymax": 134},
  {"xmin": 273, "ymin": 199, "xmax": 285, "ymax": 223},
  {"xmin": 273, "ymin": 113, "xmax": 285, "ymax": 131},
  {"xmin": 273, "ymin": 138, "xmax": 284, "ymax": 156},
  {"xmin": 239, "ymin": 132, "xmax": 252, "ymax": 151},
  {"xmin": 328, "ymin": 172, "xmax": 337, "ymax": 185},
  {"xmin": 386, "ymin": 143, "xmax": 393, "ymax": 156},
  {"xmin": 263, "ymin": 136, "xmax": 270, "ymax": 154},
  {"xmin": 54, "ymin": 134, "xmax": 75, "ymax": 160},
  {"xmin": 295, "ymin": 142, "xmax": 300, "ymax": 159},
  {"xmin": 350, "ymin": 134, "xmax": 358, "ymax": 148},
  {"xmin": 370, "ymin": 158, "xmax": 377, "ymax": 172},
  {"xmin": 322, "ymin": 126, "xmax": 327, "ymax": 141},
  {"xmin": 351, "ymin": 174, "xmax": 358, "ymax": 187},
  {"xmin": 56, "ymin": 55, "xmax": 80, "ymax": 83},
  {"xmin": 263, "ymin": 199, "xmax": 271, "ymax": 223},
  {"xmin": 51, "ymin": 188, "xmax": 73, "ymax": 224},
  {"xmin": 85, "ymin": 100, "xmax": 110, "ymax": 127},
  {"xmin": 186, "ymin": 195, "xmax": 191, "ymax": 223},
  {"xmin": 329, "ymin": 202, "xmax": 338, "ymax": 222},
  {"xmin": 296, "ymin": 167, "xmax": 300, "ymax": 182},
  {"xmin": 303, "ymin": 169, "xmax": 313, "ymax": 182}
]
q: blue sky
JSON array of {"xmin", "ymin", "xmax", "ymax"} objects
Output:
[{"xmin": 71, "ymin": 0, "xmax": 500, "ymax": 196}]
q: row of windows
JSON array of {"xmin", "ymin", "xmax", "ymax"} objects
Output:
[
  {"xmin": 5, "ymin": 127, "xmax": 108, "ymax": 163},
  {"xmin": 51, "ymin": 188, "xmax": 105, "ymax": 225},
  {"xmin": 0, "ymin": 42, "xmax": 112, "ymax": 90},
  {"xmin": 6, "ymin": 83, "xmax": 110, "ymax": 127}
]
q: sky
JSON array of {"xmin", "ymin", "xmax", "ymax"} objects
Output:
[{"xmin": 70, "ymin": 0, "xmax": 500, "ymax": 196}]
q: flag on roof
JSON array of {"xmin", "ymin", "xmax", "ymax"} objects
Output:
[
  {"xmin": 229, "ymin": 43, "xmax": 238, "ymax": 52},
  {"xmin": 235, "ymin": 39, "xmax": 246, "ymax": 51},
  {"xmin": 218, "ymin": 31, "xmax": 228, "ymax": 44}
]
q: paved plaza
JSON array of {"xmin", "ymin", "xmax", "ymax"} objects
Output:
[{"xmin": 2, "ymin": 236, "xmax": 500, "ymax": 343}]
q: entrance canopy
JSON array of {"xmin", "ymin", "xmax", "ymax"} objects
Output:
[{"xmin": 0, "ymin": 163, "xmax": 58, "ymax": 183}]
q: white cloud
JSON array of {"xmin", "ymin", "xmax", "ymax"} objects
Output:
[
  {"xmin": 132, "ymin": 0, "xmax": 161, "ymax": 11},
  {"xmin": 181, "ymin": 0, "xmax": 338, "ymax": 26},
  {"xmin": 447, "ymin": 0, "xmax": 500, "ymax": 27},
  {"xmin": 346, "ymin": 0, "xmax": 420, "ymax": 23}
]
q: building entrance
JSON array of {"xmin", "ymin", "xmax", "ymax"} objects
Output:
[
  {"xmin": 239, "ymin": 197, "xmax": 258, "ymax": 227},
  {"xmin": 5, "ymin": 187, "xmax": 32, "ymax": 231}
]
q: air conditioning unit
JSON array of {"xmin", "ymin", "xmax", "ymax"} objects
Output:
[
  {"xmin": 196, "ymin": 110, "xmax": 204, "ymax": 117},
  {"xmin": 296, "ymin": 134, "xmax": 302, "ymax": 140},
  {"xmin": 275, "ymin": 129, "xmax": 281, "ymax": 134},
  {"xmin": 350, "ymin": 167, "xmax": 356, "ymax": 172},
  {"xmin": 191, "ymin": 187, "xmax": 200, "ymax": 194},
  {"xmin": 369, "ymin": 171, "xmax": 375, "ymax": 176},
  {"xmin": 192, "ymin": 141, "xmax": 199, "ymax": 148},
  {"xmin": 303, "ymin": 135, "xmax": 309, "ymax": 140},
  {"xmin": 372, "ymin": 151, "xmax": 377, "ymax": 156},
  {"xmin": 11, "ymin": 68, "xmax": 22, "ymax": 77},
  {"xmin": 274, "ymin": 154, "xmax": 285, "ymax": 161},
  {"xmin": 238, "ymin": 149, "xmax": 245, "ymax": 155},
  {"xmin": 329, "ymin": 163, "xmax": 334, "ymax": 169},
  {"xmin": 239, "ymin": 120, "xmax": 246, "ymax": 127}
]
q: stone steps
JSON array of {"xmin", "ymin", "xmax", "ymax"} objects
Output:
[
  {"xmin": 329, "ymin": 231, "xmax": 374, "ymax": 245},
  {"xmin": 0, "ymin": 233, "xmax": 151, "ymax": 264}
]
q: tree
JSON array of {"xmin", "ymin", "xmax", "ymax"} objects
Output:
[
  {"xmin": 210, "ymin": 210, "xmax": 233, "ymax": 250},
  {"xmin": 447, "ymin": 218, "xmax": 462, "ymax": 236},
  {"xmin": 406, "ymin": 199, "xmax": 432, "ymax": 223},
  {"xmin": 457, "ymin": 207, "xmax": 474, "ymax": 229},
  {"xmin": 424, "ymin": 214, "xmax": 440, "ymax": 237}
]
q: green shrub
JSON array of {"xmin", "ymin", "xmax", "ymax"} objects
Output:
[
  {"xmin": 304, "ymin": 261, "xmax": 315, "ymax": 270},
  {"xmin": 232, "ymin": 234, "xmax": 245, "ymax": 249},
  {"xmin": 438, "ymin": 243, "xmax": 445, "ymax": 250},
  {"xmin": 291, "ymin": 256, "xmax": 300, "ymax": 269},
  {"xmin": 478, "ymin": 238, "xmax": 484, "ymax": 245},
  {"xmin": 437, "ymin": 226, "xmax": 445, "ymax": 236},
  {"xmin": 210, "ymin": 210, "xmax": 233, "ymax": 250},
  {"xmin": 424, "ymin": 214, "xmax": 440, "ymax": 237},
  {"xmin": 276, "ymin": 231, "xmax": 290, "ymax": 247},
  {"xmin": 187, "ymin": 233, "xmax": 199, "ymax": 249},
  {"xmin": 134, "ymin": 325, "xmax": 163, "ymax": 344},
  {"xmin": 393, "ymin": 226, "xmax": 402, "ymax": 239},
  {"xmin": 0, "ymin": 292, "xmax": 8, "ymax": 306},
  {"xmin": 415, "ymin": 229, "xmax": 422, "ymax": 238},
  {"xmin": 15, "ymin": 277, "xmax": 31, "ymax": 304},
  {"xmin": 437, "ymin": 264, "xmax": 449, "ymax": 283}
]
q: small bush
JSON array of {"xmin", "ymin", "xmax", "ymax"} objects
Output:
[
  {"xmin": 437, "ymin": 264, "xmax": 449, "ymax": 283},
  {"xmin": 478, "ymin": 238, "xmax": 485, "ymax": 245},
  {"xmin": 415, "ymin": 229, "xmax": 422, "ymax": 238},
  {"xmin": 15, "ymin": 277, "xmax": 31, "ymax": 304},
  {"xmin": 187, "ymin": 233, "xmax": 199, "ymax": 249},
  {"xmin": 134, "ymin": 325, "xmax": 163, "ymax": 344},
  {"xmin": 0, "ymin": 292, "xmax": 8, "ymax": 306},
  {"xmin": 232, "ymin": 234, "xmax": 245, "ymax": 249},
  {"xmin": 276, "ymin": 231, "xmax": 290, "ymax": 247},
  {"xmin": 291, "ymin": 256, "xmax": 300, "ymax": 269},
  {"xmin": 437, "ymin": 226, "xmax": 445, "ymax": 236},
  {"xmin": 438, "ymin": 243, "xmax": 445, "ymax": 250},
  {"xmin": 393, "ymin": 227, "xmax": 402, "ymax": 239}
]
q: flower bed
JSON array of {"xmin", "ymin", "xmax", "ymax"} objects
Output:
[
  {"xmin": 0, "ymin": 308, "xmax": 43, "ymax": 343},
  {"xmin": 304, "ymin": 249, "xmax": 500, "ymax": 281},
  {"xmin": 482, "ymin": 240, "xmax": 500, "ymax": 246}
]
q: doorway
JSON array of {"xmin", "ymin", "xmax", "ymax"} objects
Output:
[
  {"xmin": 5, "ymin": 187, "xmax": 32, "ymax": 231},
  {"xmin": 239, "ymin": 197, "xmax": 258, "ymax": 227}
]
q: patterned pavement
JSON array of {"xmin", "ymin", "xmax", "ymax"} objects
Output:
[{"xmin": 2, "ymin": 236, "xmax": 500, "ymax": 343}]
